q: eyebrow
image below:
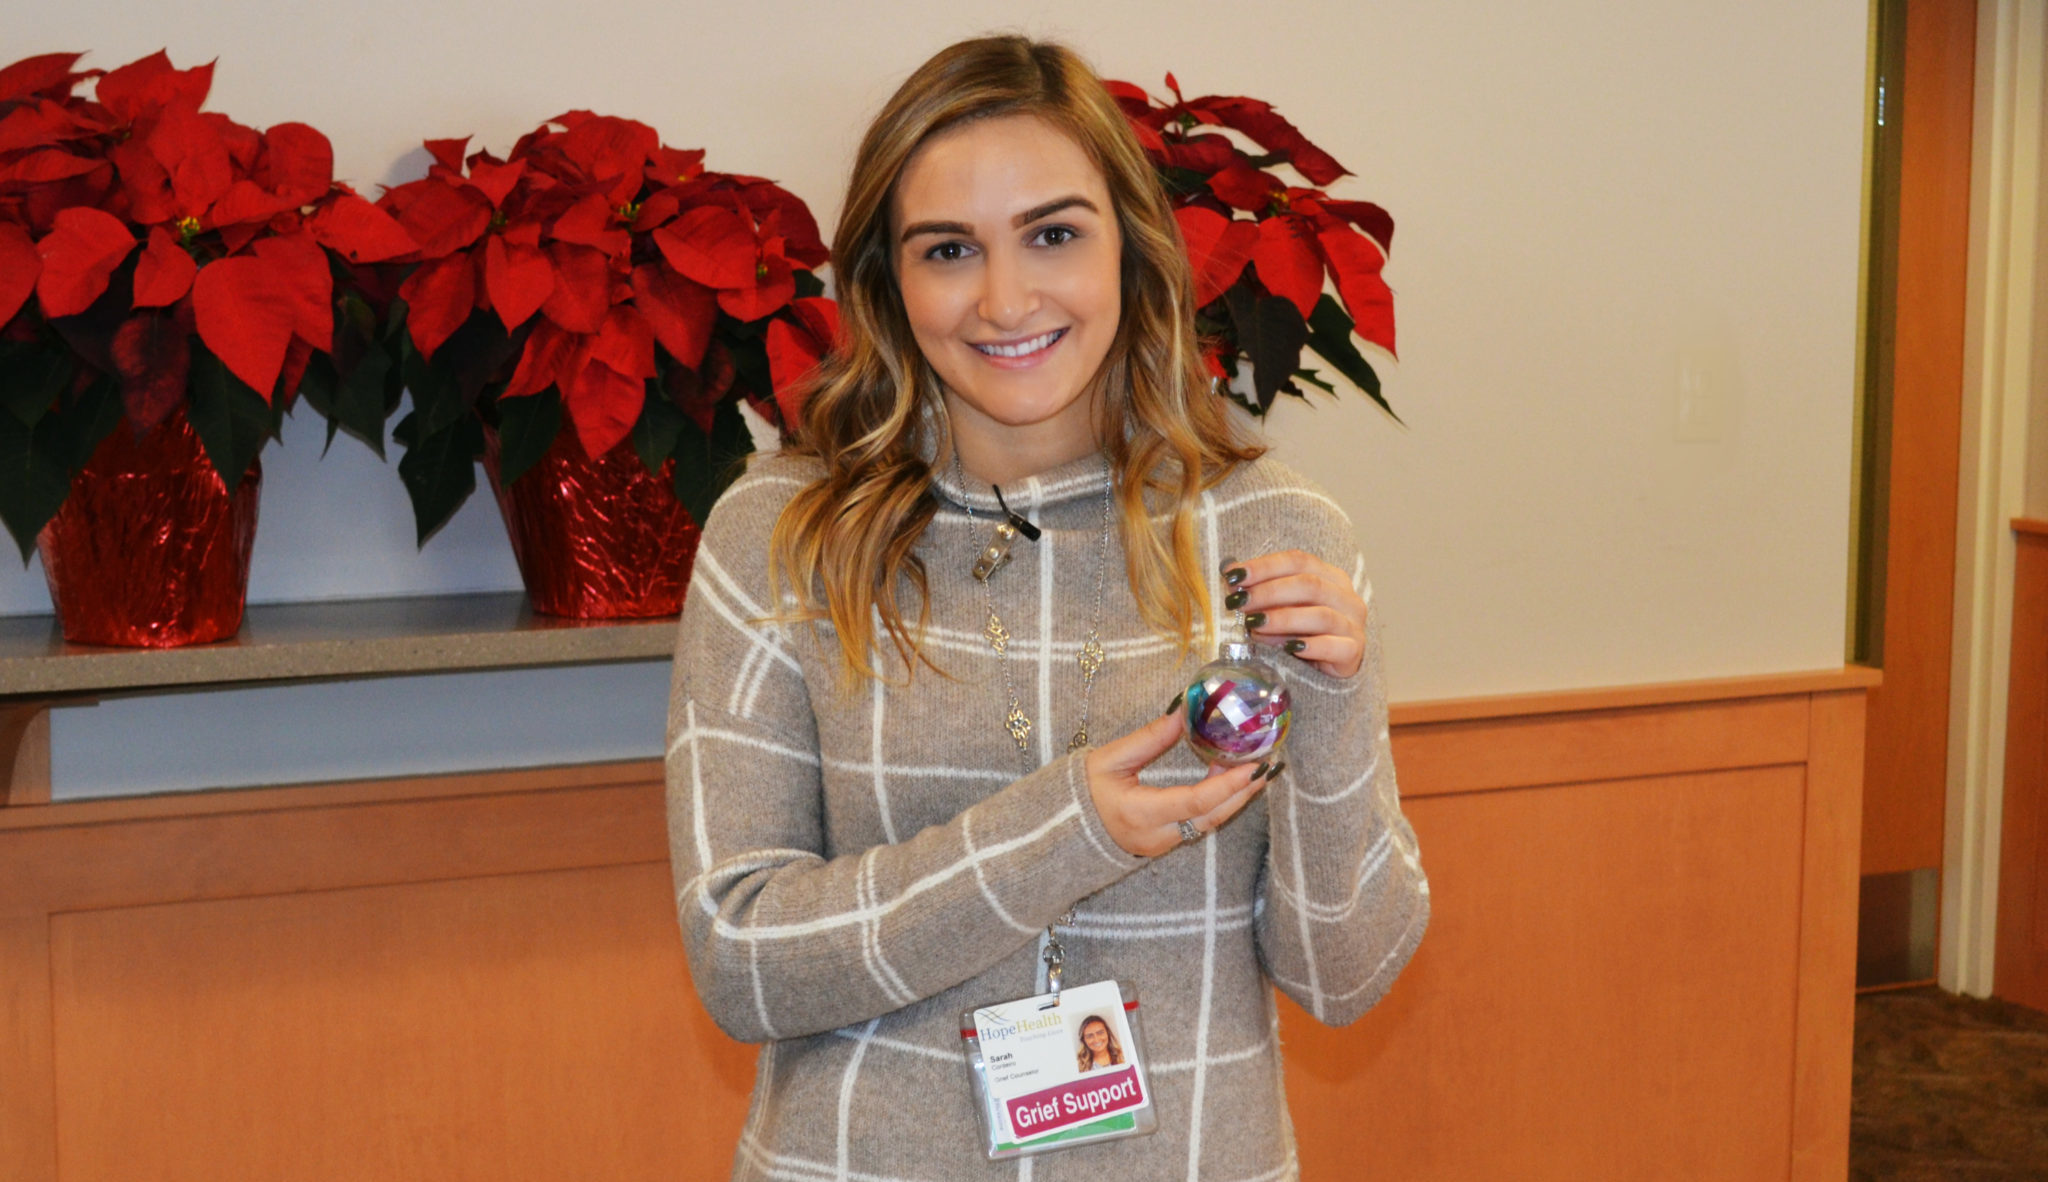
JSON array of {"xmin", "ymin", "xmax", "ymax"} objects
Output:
[
  {"xmin": 897, "ymin": 195, "xmax": 1100, "ymax": 243},
  {"xmin": 1012, "ymin": 195, "xmax": 1097, "ymax": 227},
  {"xmin": 899, "ymin": 219, "xmax": 972, "ymax": 242}
]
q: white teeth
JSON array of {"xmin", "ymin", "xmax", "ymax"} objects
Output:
[{"xmin": 975, "ymin": 329, "xmax": 1064, "ymax": 358}]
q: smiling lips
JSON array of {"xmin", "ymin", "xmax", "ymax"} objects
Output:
[{"xmin": 972, "ymin": 327, "xmax": 1068, "ymax": 364}]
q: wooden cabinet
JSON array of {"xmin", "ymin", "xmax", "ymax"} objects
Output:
[{"xmin": 0, "ymin": 670, "xmax": 1871, "ymax": 1181}]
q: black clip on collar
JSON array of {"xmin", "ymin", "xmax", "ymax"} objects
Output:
[{"xmin": 990, "ymin": 485, "xmax": 1042, "ymax": 542}]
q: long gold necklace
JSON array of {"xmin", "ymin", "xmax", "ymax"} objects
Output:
[
  {"xmin": 952, "ymin": 450, "xmax": 1114, "ymax": 757},
  {"xmin": 952, "ymin": 450, "xmax": 1114, "ymax": 1004}
]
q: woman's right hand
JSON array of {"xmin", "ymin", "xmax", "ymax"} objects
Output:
[{"xmin": 1083, "ymin": 710, "xmax": 1279, "ymax": 857}]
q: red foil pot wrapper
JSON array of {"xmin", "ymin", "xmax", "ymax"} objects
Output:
[
  {"xmin": 37, "ymin": 412, "xmax": 261, "ymax": 648},
  {"xmin": 483, "ymin": 425, "xmax": 701, "ymax": 619}
]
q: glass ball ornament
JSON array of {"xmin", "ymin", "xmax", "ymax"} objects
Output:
[{"xmin": 1180, "ymin": 642, "xmax": 1292, "ymax": 765}]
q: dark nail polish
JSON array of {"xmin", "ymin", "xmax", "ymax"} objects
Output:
[
  {"xmin": 1223, "ymin": 566, "xmax": 1247, "ymax": 586},
  {"xmin": 1243, "ymin": 611, "xmax": 1266, "ymax": 630},
  {"xmin": 1224, "ymin": 589, "xmax": 1248, "ymax": 611},
  {"xmin": 1283, "ymin": 638, "xmax": 1308, "ymax": 656},
  {"xmin": 1217, "ymin": 556, "xmax": 1239, "ymax": 575},
  {"xmin": 1263, "ymin": 761, "xmax": 1287, "ymax": 780},
  {"xmin": 1165, "ymin": 693, "xmax": 1184, "ymax": 715},
  {"xmin": 1250, "ymin": 761, "xmax": 1271, "ymax": 779}
]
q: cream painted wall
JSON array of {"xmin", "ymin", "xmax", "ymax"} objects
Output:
[{"xmin": 5, "ymin": 2, "xmax": 1867, "ymax": 721}]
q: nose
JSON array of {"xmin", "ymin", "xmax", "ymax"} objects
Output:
[{"xmin": 976, "ymin": 245, "xmax": 1039, "ymax": 332}]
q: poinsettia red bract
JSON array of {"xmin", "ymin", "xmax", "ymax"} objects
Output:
[
  {"xmin": 1108, "ymin": 73, "xmax": 1399, "ymax": 417},
  {"xmin": 376, "ymin": 111, "xmax": 836, "ymax": 536},
  {"xmin": 0, "ymin": 47, "xmax": 422, "ymax": 559}
]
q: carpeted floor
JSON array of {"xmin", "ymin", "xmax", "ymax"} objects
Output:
[{"xmin": 1852, "ymin": 986, "xmax": 2048, "ymax": 1180}]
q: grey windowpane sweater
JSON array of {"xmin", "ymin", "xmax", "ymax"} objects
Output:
[{"xmin": 665, "ymin": 448, "xmax": 1429, "ymax": 1182}]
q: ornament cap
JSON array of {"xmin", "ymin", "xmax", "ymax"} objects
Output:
[{"xmin": 1218, "ymin": 640, "xmax": 1254, "ymax": 662}]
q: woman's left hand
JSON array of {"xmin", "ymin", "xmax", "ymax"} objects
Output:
[{"xmin": 1222, "ymin": 550, "xmax": 1368, "ymax": 680}]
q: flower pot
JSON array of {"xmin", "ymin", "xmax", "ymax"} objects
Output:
[
  {"xmin": 482, "ymin": 426, "xmax": 701, "ymax": 619},
  {"xmin": 37, "ymin": 411, "xmax": 261, "ymax": 648}
]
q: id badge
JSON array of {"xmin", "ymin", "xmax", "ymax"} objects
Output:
[{"xmin": 959, "ymin": 978, "xmax": 1158, "ymax": 1159}]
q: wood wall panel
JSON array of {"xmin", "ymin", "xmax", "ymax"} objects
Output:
[
  {"xmin": 1996, "ymin": 527, "xmax": 2048, "ymax": 1009},
  {"xmin": 0, "ymin": 763, "xmax": 668, "ymax": 911},
  {"xmin": 1861, "ymin": 0, "xmax": 1974, "ymax": 877},
  {"xmin": 1391, "ymin": 694, "xmax": 1809, "ymax": 797},
  {"xmin": 0, "ymin": 913, "xmax": 57, "ymax": 1182},
  {"xmin": 48, "ymin": 865, "xmax": 754, "ymax": 1181},
  {"xmin": 0, "ymin": 671, "xmax": 1871, "ymax": 1181},
  {"xmin": 1281, "ymin": 765, "xmax": 1808, "ymax": 1181},
  {"xmin": 1791, "ymin": 691, "xmax": 1869, "ymax": 1180}
]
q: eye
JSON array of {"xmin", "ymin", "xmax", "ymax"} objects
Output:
[
  {"xmin": 1034, "ymin": 225, "xmax": 1078, "ymax": 248},
  {"xmin": 924, "ymin": 240, "xmax": 974, "ymax": 262}
]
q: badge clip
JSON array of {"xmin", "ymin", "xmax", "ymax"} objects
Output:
[
  {"xmin": 972, "ymin": 485, "xmax": 1042, "ymax": 583},
  {"xmin": 973, "ymin": 521, "xmax": 1020, "ymax": 582},
  {"xmin": 1039, "ymin": 918, "xmax": 1070, "ymax": 1009}
]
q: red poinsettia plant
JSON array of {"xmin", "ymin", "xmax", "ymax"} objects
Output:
[
  {"xmin": 373, "ymin": 112, "xmax": 838, "ymax": 541},
  {"xmin": 0, "ymin": 49, "xmax": 418, "ymax": 560},
  {"xmin": 1107, "ymin": 74, "xmax": 1397, "ymax": 418}
]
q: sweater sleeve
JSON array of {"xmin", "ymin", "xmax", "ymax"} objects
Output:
[
  {"xmin": 664, "ymin": 476, "xmax": 1148, "ymax": 1044},
  {"xmin": 1251, "ymin": 527, "xmax": 1431, "ymax": 1026}
]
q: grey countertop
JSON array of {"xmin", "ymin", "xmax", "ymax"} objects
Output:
[{"xmin": 0, "ymin": 593, "xmax": 679, "ymax": 700}]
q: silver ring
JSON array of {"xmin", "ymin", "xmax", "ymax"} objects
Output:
[{"xmin": 1177, "ymin": 819, "xmax": 1203, "ymax": 845}]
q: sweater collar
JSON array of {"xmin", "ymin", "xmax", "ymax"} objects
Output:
[
  {"xmin": 927, "ymin": 446, "xmax": 1115, "ymax": 516},
  {"xmin": 917, "ymin": 401, "xmax": 1116, "ymax": 516}
]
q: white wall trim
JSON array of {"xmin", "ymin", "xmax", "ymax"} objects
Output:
[{"xmin": 1943, "ymin": 0, "xmax": 2044, "ymax": 997}]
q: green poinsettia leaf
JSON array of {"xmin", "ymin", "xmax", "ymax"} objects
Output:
[
  {"xmin": 340, "ymin": 291, "xmax": 378, "ymax": 343},
  {"xmin": 298, "ymin": 351, "xmax": 338, "ymax": 418},
  {"xmin": 1292, "ymin": 367, "xmax": 1337, "ymax": 396},
  {"xmin": 1304, "ymin": 294, "xmax": 1397, "ymax": 422},
  {"xmin": 0, "ymin": 342, "xmax": 75, "ymax": 428},
  {"xmin": 0, "ymin": 412, "xmax": 73, "ymax": 562},
  {"xmin": 297, "ymin": 351, "xmax": 343, "ymax": 455},
  {"xmin": 721, "ymin": 315, "xmax": 768, "ymax": 343},
  {"xmin": 1156, "ymin": 165, "xmax": 1211, "ymax": 198},
  {"xmin": 45, "ymin": 258, "xmax": 133, "ymax": 378},
  {"xmin": 631, "ymin": 382, "xmax": 687, "ymax": 478},
  {"xmin": 671, "ymin": 397, "xmax": 752, "ymax": 527},
  {"xmin": 393, "ymin": 409, "xmax": 483, "ymax": 546},
  {"xmin": 382, "ymin": 297, "xmax": 412, "ymax": 346},
  {"xmin": 1224, "ymin": 285, "xmax": 1308, "ymax": 413},
  {"xmin": 381, "ymin": 333, "xmax": 409, "ymax": 420},
  {"xmin": 186, "ymin": 348, "xmax": 272, "ymax": 494},
  {"xmin": 331, "ymin": 345, "xmax": 393, "ymax": 459},
  {"xmin": 401, "ymin": 344, "xmax": 466, "ymax": 441},
  {"xmin": 432, "ymin": 313, "xmax": 516, "ymax": 409},
  {"xmin": 495, "ymin": 387, "xmax": 561, "ymax": 489},
  {"xmin": 43, "ymin": 374, "xmax": 122, "ymax": 473},
  {"xmin": 723, "ymin": 333, "xmax": 772, "ymax": 405}
]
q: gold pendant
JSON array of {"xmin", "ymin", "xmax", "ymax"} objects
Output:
[
  {"xmin": 1077, "ymin": 633, "xmax": 1105, "ymax": 680},
  {"xmin": 1005, "ymin": 704, "xmax": 1032, "ymax": 748},
  {"xmin": 983, "ymin": 611, "xmax": 1009, "ymax": 654},
  {"xmin": 1066, "ymin": 728, "xmax": 1088, "ymax": 753}
]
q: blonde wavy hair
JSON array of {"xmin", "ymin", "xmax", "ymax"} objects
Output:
[{"xmin": 770, "ymin": 34, "xmax": 1263, "ymax": 685}]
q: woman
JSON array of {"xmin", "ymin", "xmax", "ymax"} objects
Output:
[
  {"xmin": 1077, "ymin": 1015, "xmax": 1125, "ymax": 1072},
  {"xmin": 666, "ymin": 34, "xmax": 1428, "ymax": 1181}
]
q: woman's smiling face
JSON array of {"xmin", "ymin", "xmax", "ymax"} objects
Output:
[
  {"xmin": 891, "ymin": 113, "xmax": 1122, "ymax": 480},
  {"xmin": 1083, "ymin": 1021, "xmax": 1109, "ymax": 1054}
]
